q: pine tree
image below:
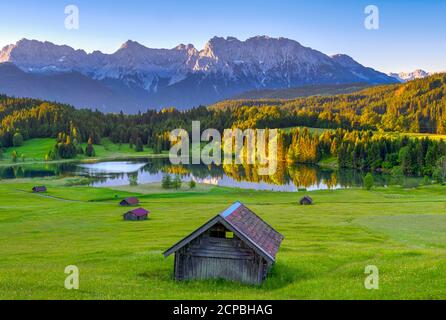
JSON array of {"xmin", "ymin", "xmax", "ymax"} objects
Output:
[
  {"xmin": 85, "ymin": 137, "xmax": 95, "ymax": 157},
  {"xmin": 12, "ymin": 132, "xmax": 24, "ymax": 147},
  {"xmin": 161, "ymin": 174, "xmax": 172, "ymax": 189},
  {"xmin": 363, "ymin": 173, "xmax": 374, "ymax": 191},
  {"xmin": 433, "ymin": 156, "xmax": 446, "ymax": 183},
  {"xmin": 173, "ymin": 175, "xmax": 182, "ymax": 190},
  {"xmin": 129, "ymin": 174, "xmax": 138, "ymax": 186},
  {"xmin": 135, "ymin": 137, "xmax": 144, "ymax": 152},
  {"xmin": 154, "ymin": 136, "xmax": 163, "ymax": 154}
]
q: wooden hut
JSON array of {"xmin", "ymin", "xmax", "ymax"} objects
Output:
[
  {"xmin": 123, "ymin": 208, "xmax": 149, "ymax": 221},
  {"xmin": 120, "ymin": 197, "xmax": 140, "ymax": 206},
  {"xmin": 163, "ymin": 201, "xmax": 284, "ymax": 285},
  {"xmin": 32, "ymin": 186, "xmax": 47, "ymax": 193},
  {"xmin": 299, "ymin": 196, "xmax": 313, "ymax": 205}
]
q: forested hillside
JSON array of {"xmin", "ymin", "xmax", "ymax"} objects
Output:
[
  {"xmin": 1, "ymin": 74, "xmax": 446, "ymax": 178},
  {"xmin": 230, "ymin": 83, "xmax": 371, "ymax": 100},
  {"xmin": 2, "ymin": 73, "xmax": 445, "ymax": 147},
  {"xmin": 212, "ymin": 73, "xmax": 446, "ymax": 133}
]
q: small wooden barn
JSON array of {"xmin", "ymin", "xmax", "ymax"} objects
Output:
[
  {"xmin": 163, "ymin": 202, "xmax": 284, "ymax": 285},
  {"xmin": 299, "ymin": 196, "xmax": 313, "ymax": 205},
  {"xmin": 123, "ymin": 208, "xmax": 149, "ymax": 221},
  {"xmin": 32, "ymin": 186, "xmax": 47, "ymax": 193},
  {"xmin": 120, "ymin": 197, "xmax": 139, "ymax": 206}
]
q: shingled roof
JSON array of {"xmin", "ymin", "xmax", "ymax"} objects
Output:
[
  {"xmin": 32, "ymin": 186, "xmax": 47, "ymax": 193},
  {"xmin": 163, "ymin": 202, "xmax": 284, "ymax": 263},
  {"xmin": 222, "ymin": 202, "xmax": 284, "ymax": 260},
  {"xmin": 120, "ymin": 197, "xmax": 140, "ymax": 206},
  {"xmin": 126, "ymin": 208, "xmax": 149, "ymax": 217}
]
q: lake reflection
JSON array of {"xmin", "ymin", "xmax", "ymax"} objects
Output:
[
  {"xmin": 78, "ymin": 161, "xmax": 148, "ymax": 174},
  {"xmin": 75, "ymin": 160, "xmax": 348, "ymax": 191},
  {"xmin": 0, "ymin": 158, "xmax": 391, "ymax": 192}
]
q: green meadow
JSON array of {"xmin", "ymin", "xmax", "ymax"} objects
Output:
[
  {"xmin": 0, "ymin": 178, "xmax": 445, "ymax": 300},
  {"xmin": 1, "ymin": 138, "xmax": 164, "ymax": 166},
  {"xmin": 3, "ymin": 138, "xmax": 55, "ymax": 161}
]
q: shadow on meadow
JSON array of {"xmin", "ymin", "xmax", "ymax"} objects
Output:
[{"xmin": 136, "ymin": 262, "xmax": 310, "ymax": 292}]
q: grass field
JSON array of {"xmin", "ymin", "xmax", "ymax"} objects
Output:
[
  {"xmin": 80, "ymin": 138, "xmax": 155, "ymax": 158},
  {"xmin": 0, "ymin": 178, "xmax": 445, "ymax": 300},
  {"xmin": 3, "ymin": 138, "xmax": 55, "ymax": 161},
  {"xmin": 1, "ymin": 138, "xmax": 163, "ymax": 166}
]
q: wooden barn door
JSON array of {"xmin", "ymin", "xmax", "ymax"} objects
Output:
[{"xmin": 182, "ymin": 255, "xmax": 261, "ymax": 284}]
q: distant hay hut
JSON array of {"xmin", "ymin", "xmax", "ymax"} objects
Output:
[
  {"xmin": 32, "ymin": 186, "xmax": 47, "ymax": 193},
  {"xmin": 123, "ymin": 208, "xmax": 149, "ymax": 221},
  {"xmin": 299, "ymin": 196, "xmax": 313, "ymax": 206},
  {"xmin": 120, "ymin": 197, "xmax": 139, "ymax": 206},
  {"xmin": 163, "ymin": 201, "xmax": 284, "ymax": 285}
]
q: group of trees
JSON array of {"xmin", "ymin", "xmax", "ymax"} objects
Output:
[
  {"xmin": 161, "ymin": 173, "xmax": 197, "ymax": 190},
  {"xmin": 213, "ymin": 74, "xmax": 446, "ymax": 134},
  {"xmin": 47, "ymin": 132, "xmax": 80, "ymax": 160},
  {"xmin": 46, "ymin": 128, "xmax": 96, "ymax": 160},
  {"xmin": 161, "ymin": 174, "xmax": 183, "ymax": 190},
  {"xmin": 336, "ymin": 133, "xmax": 446, "ymax": 176},
  {"xmin": 1, "ymin": 74, "xmax": 444, "ymax": 154},
  {"xmin": 0, "ymin": 98, "xmax": 214, "ymax": 153},
  {"xmin": 280, "ymin": 128, "xmax": 446, "ymax": 179},
  {"xmin": 1, "ymin": 73, "xmax": 446, "ymax": 177}
]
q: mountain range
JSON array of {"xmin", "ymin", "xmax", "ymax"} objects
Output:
[
  {"xmin": 0, "ymin": 36, "xmax": 398, "ymax": 112},
  {"xmin": 388, "ymin": 69, "xmax": 430, "ymax": 82}
]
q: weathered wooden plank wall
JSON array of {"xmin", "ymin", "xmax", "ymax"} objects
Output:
[{"xmin": 174, "ymin": 224, "xmax": 267, "ymax": 285}]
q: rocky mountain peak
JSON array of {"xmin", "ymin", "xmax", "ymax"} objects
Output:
[
  {"xmin": 389, "ymin": 69, "xmax": 430, "ymax": 82},
  {"xmin": 119, "ymin": 40, "xmax": 145, "ymax": 51},
  {"xmin": 0, "ymin": 35, "xmax": 398, "ymax": 110}
]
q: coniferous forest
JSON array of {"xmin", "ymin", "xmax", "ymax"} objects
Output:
[{"xmin": 1, "ymin": 73, "xmax": 446, "ymax": 179}]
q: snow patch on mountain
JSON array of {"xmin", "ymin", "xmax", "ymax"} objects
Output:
[
  {"xmin": 389, "ymin": 69, "xmax": 430, "ymax": 82},
  {"xmin": 0, "ymin": 36, "xmax": 398, "ymax": 110}
]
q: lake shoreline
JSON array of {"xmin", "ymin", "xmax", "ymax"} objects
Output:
[
  {"xmin": 0, "ymin": 153, "xmax": 169, "ymax": 168},
  {"xmin": 0, "ymin": 156, "xmax": 426, "ymax": 192}
]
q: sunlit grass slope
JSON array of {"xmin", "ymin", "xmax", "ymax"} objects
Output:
[{"xmin": 0, "ymin": 179, "xmax": 445, "ymax": 300}]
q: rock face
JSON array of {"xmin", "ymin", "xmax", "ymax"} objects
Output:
[
  {"xmin": 389, "ymin": 69, "xmax": 430, "ymax": 82},
  {"xmin": 0, "ymin": 36, "xmax": 397, "ymax": 112}
]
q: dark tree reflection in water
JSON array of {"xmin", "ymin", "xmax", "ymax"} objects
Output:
[{"xmin": 0, "ymin": 158, "xmax": 410, "ymax": 191}]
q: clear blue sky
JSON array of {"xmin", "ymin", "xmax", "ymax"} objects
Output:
[{"xmin": 0, "ymin": 0, "xmax": 444, "ymax": 73}]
